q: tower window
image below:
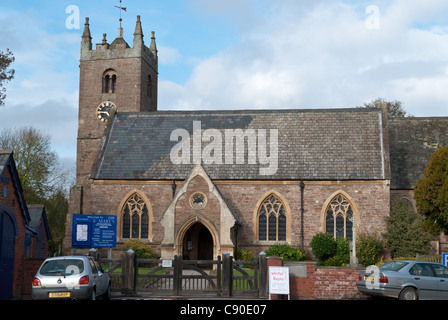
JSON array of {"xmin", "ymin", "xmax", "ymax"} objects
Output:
[{"xmin": 103, "ymin": 69, "xmax": 117, "ymax": 93}]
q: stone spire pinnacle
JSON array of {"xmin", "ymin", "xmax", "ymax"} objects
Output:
[
  {"xmin": 81, "ymin": 17, "xmax": 92, "ymax": 51},
  {"xmin": 133, "ymin": 15, "xmax": 144, "ymax": 49},
  {"xmin": 150, "ymin": 31, "xmax": 158, "ymax": 57},
  {"xmin": 134, "ymin": 15, "xmax": 143, "ymax": 37}
]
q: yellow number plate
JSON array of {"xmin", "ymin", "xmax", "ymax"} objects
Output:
[
  {"xmin": 49, "ymin": 292, "xmax": 71, "ymax": 298},
  {"xmin": 364, "ymin": 276, "xmax": 375, "ymax": 282}
]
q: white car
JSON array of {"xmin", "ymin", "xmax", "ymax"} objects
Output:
[{"xmin": 32, "ymin": 256, "xmax": 111, "ymax": 300}]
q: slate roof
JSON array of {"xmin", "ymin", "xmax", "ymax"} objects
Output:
[
  {"xmin": 27, "ymin": 205, "xmax": 52, "ymax": 240},
  {"xmin": 94, "ymin": 108, "xmax": 389, "ymax": 181},
  {"xmin": 388, "ymin": 117, "xmax": 448, "ymax": 190}
]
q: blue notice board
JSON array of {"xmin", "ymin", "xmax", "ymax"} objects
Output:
[
  {"xmin": 443, "ymin": 253, "xmax": 448, "ymax": 267},
  {"xmin": 72, "ymin": 214, "xmax": 117, "ymax": 248}
]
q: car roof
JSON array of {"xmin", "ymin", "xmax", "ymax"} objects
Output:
[
  {"xmin": 388, "ymin": 259, "xmax": 443, "ymax": 265},
  {"xmin": 44, "ymin": 256, "xmax": 92, "ymax": 261}
]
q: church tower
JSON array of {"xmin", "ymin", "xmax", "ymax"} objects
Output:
[{"xmin": 76, "ymin": 16, "xmax": 158, "ymax": 186}]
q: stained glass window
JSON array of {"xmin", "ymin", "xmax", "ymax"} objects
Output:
[
  {"xmin": 121, "ymin": 193, "xmax": 150, "ymax": 239},
  {"xmin": 258, "ymin": 194, "xmax": 287, "ymax": 241},
  {"xmin": 325, "ymin": 194, "xmax": 354, "ymax": 241}
]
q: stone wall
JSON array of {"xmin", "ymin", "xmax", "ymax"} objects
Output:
[{"xmin": 64, "ymin": 177, "xmax": 390, "ymax": 258}]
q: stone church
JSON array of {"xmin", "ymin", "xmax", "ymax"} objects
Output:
[{"xmin": 63, "ymin": 16, "xmax": 448, "ymax": 259}]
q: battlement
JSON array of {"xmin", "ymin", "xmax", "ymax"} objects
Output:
[{"xmin": 80, "ymin": 16, "xmax": 157, "ymax": 72}]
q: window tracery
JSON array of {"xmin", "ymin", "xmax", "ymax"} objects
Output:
[
  {"xmin": 122, "ymin": 193, "xmax": 149, "ymax": 239},
  {"xmin": 258, "ymin": 194, "xmax": 286, "ymax": 241},
  {"xmin": 325, "ymin": 194, "xmax": 354, "ymax": 240}
]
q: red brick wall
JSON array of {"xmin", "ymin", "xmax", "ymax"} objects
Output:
[
  {"xmin": 1, "ymin": 163, "xmax": 27, "ymax": 299},
  {"xmin": 267, "ymin": 258, "xmax": 365, "ymax": 300},
  {"xmin": 21, "ymin": 258, "xmax": 45, "ymax": 299}
]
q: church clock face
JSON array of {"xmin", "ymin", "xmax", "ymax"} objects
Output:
[{"xmin": 96, "ymin": 101, "xmax": 117, "ymax": 122}]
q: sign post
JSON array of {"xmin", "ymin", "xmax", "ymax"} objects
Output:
[
  {"xmin": 72, "ymin": 214, "xmax": 117, "ymax": 249},
  {"xmin": 268, "ymin": 266, "xmax": 290, "ymax": 300},
  {"xmin": 443, "ymin": 253, "xmax": 448, "ymax": 267}
]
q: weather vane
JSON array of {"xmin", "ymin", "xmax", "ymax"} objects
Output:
[{"xmin": 115, "ymin": 0, "xmax": 127, "ymax": 27}]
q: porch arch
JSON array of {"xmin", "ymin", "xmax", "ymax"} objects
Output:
[{"xmin": 175, "ymin": 215, "xmax": 220, "ymax": 260}]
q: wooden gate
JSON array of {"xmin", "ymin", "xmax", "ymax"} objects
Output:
[
  {"xmin": 101, "ymin": 250, "xmax": 267, "ymax": 298},
  {"xmin": 0, "ymin": 210, "xmax": 16, "ymax": 300}
]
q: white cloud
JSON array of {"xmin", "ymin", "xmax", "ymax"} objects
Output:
[
  {"xmin": 159, "ymin": 1, "xmax": 448, "ymax": 115},
  {"xmin": 157, "ymin": 45, "xmax": 182, "ymax": 65}
]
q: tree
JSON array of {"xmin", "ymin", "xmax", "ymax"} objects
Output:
[
  {"xmin": 0, "ymin": 126, "xmax": 68, "ymax": 203},
  {"xmin": 414, "ymin": 146, "xmax": 448, "ymax": 234},
  {"xmin": 0, "ymin": 48, "xmax": 15, "ymax": 107},
  {"xmin": 360, "ymin": 98, "xmax": 412, "ymax": 119},
  {"xmin": 43, "ymin": 186, "xmax": 69, "ymax": 255},
  {"xmin": 384, "ymin": 198, "xmax": 432, "ymax": 258}
]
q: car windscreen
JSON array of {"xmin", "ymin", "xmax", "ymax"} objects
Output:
[
  {"xmin": 40, "ymin": 259, "xmax": 85, "ymax": 276},
  {"xmin": 379, "ymin": 261, "xmax": 409, "ymax": 272}
]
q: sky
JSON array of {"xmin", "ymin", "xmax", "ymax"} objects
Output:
[{"xmin": 1, "ymin": 0, "xmax": 448, "ymax": 186}]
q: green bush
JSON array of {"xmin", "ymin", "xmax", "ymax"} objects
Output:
[
  {"xmin": 334, "ymin": 237, "xmax": 350, "ymax": 265},
  {"xmin": 235, "ymin": 248, "xmax": 256, "ymax": 261},
  {"xmin": 356, "ymin": 233, "xmax": 384, "ymax": 266},
  {"xmin": 123, "ymin": 239, "xmax": 158, "ymax": 259},
  {"xmin": 264, "ymin": 244, "xmax": 305, "ymax": 261},
  {"xmin": 310, "ymin": 233, "xmax": 336, "ymax": 261},
  {"xmin": 313, "ymin": 236, "xmax": 350, "ymax": 266},
  {"xmin": 384, "ymin": 198, "xmax": 432, "ymax": 258}
]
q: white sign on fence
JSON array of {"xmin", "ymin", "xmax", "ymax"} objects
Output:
[
  {"xmin": 268, "ymin": 266, "xmax": 290, "ymax": 299},
  {"xmin": 162, "ymin": 260, "xmax": 172, "ymax": 268}
]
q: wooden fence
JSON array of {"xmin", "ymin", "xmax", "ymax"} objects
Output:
[{"xmin": 96, "ymin": 250, "xmax": 268, "ymax": 298}]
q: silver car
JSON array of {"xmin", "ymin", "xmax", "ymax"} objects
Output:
[
  {"xmin": 357, "ymin": 260, "xmax": 448, "ymax": 300},
  {"xmin": 32, "ymin": 256, "xmax": 111, "ymax": 300}
]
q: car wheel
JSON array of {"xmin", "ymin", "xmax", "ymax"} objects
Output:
[
  {"xmin": 90, "ymin": 288, "xmax": 96, "ymax": 300},
  {"xmin": 103, "ymin": 283, "xmax": 111, "ymax": 300},
  {"xmin": 399, "ymin": 287, "xmax": 418, "ymax": 300}
]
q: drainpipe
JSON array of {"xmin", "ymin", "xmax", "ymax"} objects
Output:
[
  {"xmin": 172, "ymin": 180, "xmax": 176, "ymax": 198},
  {"xmin": 300, "ymin": 180, "xmax": 305, "ymax": 250}
]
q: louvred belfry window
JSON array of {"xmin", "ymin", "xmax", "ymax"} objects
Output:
[
  {"xmin": 258, "ymin": 194, "xmax": 286, "ymax": 241},
  {"xmin": 103, "ymin": 69, "xmax": 117, "ymax": 94},
  {"xmin": 122, "ymin": 193, "xmax": 149, "ymax": 239},
  {"xmin": 325, "ymin": 194, "xmax": 354, "ymax": 241}
]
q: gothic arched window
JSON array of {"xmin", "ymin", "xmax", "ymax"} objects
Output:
[
  {"xmin": 258, "ymin": 194, "xmax": 287, "ymax": 241},
  {"xmin": 324, "ymin": 193, "xmax": 354, "ymax": 241},
  {"xmin": 122, "ymin": 193, "xmax": 150, "ymax": 239}
]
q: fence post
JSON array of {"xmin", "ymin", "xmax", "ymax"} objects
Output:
[
  {"xmin": 258, "ymin": 251, "xmax": 267, "ymax": 298},
  {"xmin": 217, "ymin": 255, "xmax": 222, "ymax": 296},
  {"xmin": 121, "ymin": 249, "xmax": 135, "ymax": 295},
  {"xmin": 222, "ymin": 251, "xmax": 232, "ymax": 297},
  {"xmin": 173, "ymin": 255, "xmax": 181, "ymax": 296},
  {"xmin": 88, "ymin": 248, "xmax": 98, "ymax": 260}
]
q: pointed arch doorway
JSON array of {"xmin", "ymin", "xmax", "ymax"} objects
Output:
[{"xmin": 182, "ymin": 222, "xmax": 214, "ymax": 262}]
